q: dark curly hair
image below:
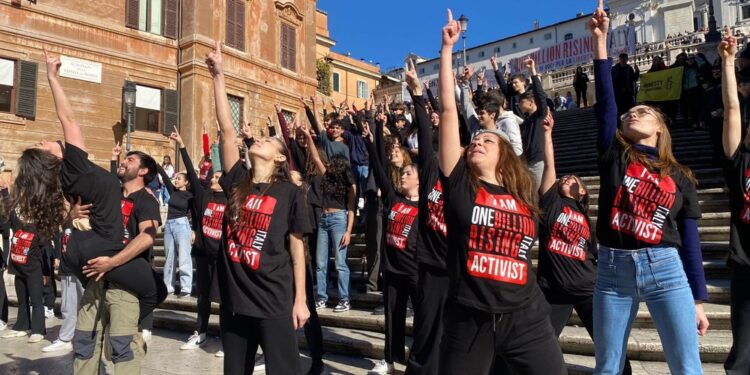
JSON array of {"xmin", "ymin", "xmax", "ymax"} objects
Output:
[
  {"xmin": 321, "ymin": 155, "xmax": 353, "ymax": 206},
  {"xmin": 2, "ymin": 148, "xmax": 66, "ymax": 240}
]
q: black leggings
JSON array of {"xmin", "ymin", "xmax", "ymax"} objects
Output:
[
  {"xmin": 439, "ymin": 296, "xmax": 566, "ymax": 375},
  {"xmin": 405, "ymin": 264, "xmax": 449, "ymax": 375},
  {"xmin": 14, "ymin": 269, "xmax": 46, "ymax": 335},
  {"xmin": 220, "ymin": 307, "xmax": 301, "ymax": 375},
  {"xmin": 576, "ymin": 88, "xmax": 588, "ymax": 107},
  {"xmin": 66, "ymin": 231, "xmax": 167, "ymax": 322},
  {"xmin": 725, "ymin": 265, "xmax": 750, "ymax": 374},
  {"xmin": 304, "ymin": 254, "xmax": 324, "ymax": 365},
  {"xmin": 384, "ymin": 272, "xmax": 418, "ymax": 364},
  {"xmin": 194, "ymin": 253, "xmax": 218, "ymax": 334}
]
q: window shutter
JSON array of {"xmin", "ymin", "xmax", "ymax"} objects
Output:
[
  {"xmin": 15, "ymin": 61, "xmax": 38, "ymax": 119},
  {"xmin": 162, "ymin": 89, "xmax": 179, "ymax": 135},
  {"xmin": 125, "ymin": 0, "xmax": 140, "ymax": 29},
  {"xmin": 235, "ymin": 0, "xmax": 245, "ymax": 51},
  {"xmin": 163, "ymin": 0, "xmax": 178, "ymax": 39},
  {"xmin": 288, "ymin": 25, "xmax": 296, "ymax": 71},
  {"xmin": 225, "ymin": 0, "xmax": 236, "ymax": 49}
]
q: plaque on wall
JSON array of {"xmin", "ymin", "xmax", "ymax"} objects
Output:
[{"xmin": 60, "ymin": 56, "xmax": 102, "ymax": 84}]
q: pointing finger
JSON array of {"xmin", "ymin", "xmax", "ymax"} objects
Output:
[
  {"xmin": 597, "ymin": 0, "xmax": 604, "ymax": 11},
  {"xmin": 447, "ymin": 8, "xmax": 453, "ymax": 23},
  {"xmin": 43, "ymin": 47, "xmax": 49, "ymax": 59},
  {"xmin": 215, "ymin": 40, "xmax": 221, "ymax": 54}
]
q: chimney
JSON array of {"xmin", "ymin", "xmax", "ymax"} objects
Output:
[{"xmin": 533, "ymin": 20, "xmax": 540, "ymax": 30}]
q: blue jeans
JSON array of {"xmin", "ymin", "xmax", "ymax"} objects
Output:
[
  {"xmin": 315, "ymin": 210, "xmax": 350, "ymax": 302},
  {"xmin": 163, "ymin": 217, "xmax": 193, "ymax": 294},
  {"xmin": 352, "ymin": 164, "xmax": 369, "ymax": 200},
  {"xmin": 160, "ymin": 188, "xmax": 170, "ymax": 206},
  {"xmin": 594, "ymin": 246, "xmax": 702, "ymax": 375}
]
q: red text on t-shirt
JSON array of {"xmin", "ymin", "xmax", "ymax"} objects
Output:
[
  {"xmin": 386, "ymin": 202, "xmax": 418, "ymax": 250},
  {"xmin": 11, "ymin": 229, "xmax": 34, "ymax": 265},
  {"xmin": 227, "ymin": 195, "xmax": 276, "ymax": 270},
  {"xmin": 121, "ymin": 199, "xmax": 134, "ymax": 244},
  {"xmin": 740, "ymin": 167, "xmax": 750, "ymax": 223},
  {"xmin": 548, "ymin": 206, "xmax": 590, "ymax": 261},
  {"xmin": 202, "ymin": 202, "xmax": 226, "ymax": 240},
  {"xmin": 426, "ymin": 180, "xmax": 447, "ymax": 237}
]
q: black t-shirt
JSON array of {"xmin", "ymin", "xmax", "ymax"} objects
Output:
[
  {"xmin": 194, "ymin": 191, "xmax": 228, "ymax": 259},
  {"xmin": 597, "ymin": 142, "xmax": 701, "ymax": 249},
  {"xmin": 57, "ymin": 228, "xmax": 73, "ymax": 275},
  {"xmin": 311, "ymin": 174, "xmax": 354, "ymax": 211},
  {"xmin": 166, "ymin": 190, "xmax": 193, "ymax": 220},
  {"xmin": 418, "ymin": 158, "xmax": 447, "ymax": 270},
  {"xmin": 724, "ymin": 143, "xmax": 750, "ymax": 267},
  {"xmin": 121, "ymin": 188, "xmax": 162, "ymax": 260},
  {"xmin": 8, "ymin": 214, "xmax": 44, "ymax": 278},
  {"xmin": 383, "ymin": 197, "xmax": 419, "ymax": 276},
  {"xmin": 61, "ymin": 143, "xmax": 124, "ymax": 247},
  {"xmin": 519, "ymin": 76, "xmax": 548, "ymax": 164},
  {"xmin": 442, "ymin": 158, "xmax": 540, "ymax": 313},
  {"xmin": 218, "ymin": 161, "xmax": 312, "ymax": 319},
  {"xmin": 537, "ymin": 188, "xmax": 597, "ymax": 296}
]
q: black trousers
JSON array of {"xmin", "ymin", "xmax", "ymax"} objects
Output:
[
  {"xmin": 220, "ymin": 307, "xmax": 301, "ymax": 375},
  {"xmin": 194, "ymin": 254, "xmax": 219, "ymax": 334},
  {"xmin": 614, "ymin": 91, "xmax": 634, "ymax": 117},
  {"xmin": 726, "ymin": 265, "xmax": 750, "ymax": 374},
  {"xmin": 576, "ymin": 88, "xmax": 588, "ymax": 107},
  {"xmin": 680, "ymin": 87, "xmax": 703, "ymax": 127},
  {"xmin": 438, "ymin": 297, "xmax": 566, "ymax": 375},
  {"xmin": 14, "ymin": 270, "xmax": 46, "ymax": 335},
  {"xmin": 42, "ymin": 252, "xmax": 56, "ymax": 311},
  {"xmin": 365, "ymin": 194, "xmax": 384, "ymax": 292},
  {"xmin": 304, "ymin": 256, "xmax": 324, "ymax": 365},
  {"xmin": 405, "ymin": 264, "xmax": 449, "ymax": 375},
  {"xmin": 384, "ymin": 272, "xmax": 417, "ymax": 364},
  {"xmin": 0, "ymin": 268, "xmax": 8, "ymax": 323}
]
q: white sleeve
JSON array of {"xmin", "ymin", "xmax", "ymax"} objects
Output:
[{"xmin": 497, "ymin": 117, "xmax": 524, "ymax": 156}]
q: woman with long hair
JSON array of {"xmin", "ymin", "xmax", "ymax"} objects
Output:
[
  {"xmin": 436, "ymin": 10, "xmax": 566, "ymax": 374},
  {"xmin": 589, "ymin": 2, "xmax": 708, "ymax": 374},
  {"xmin": 300, "ymin": 128, "xmax": 356, "ymax": 313},
  {"xmin": 207, "ymin": 41, "xmax": 310, "ymax": 374}
]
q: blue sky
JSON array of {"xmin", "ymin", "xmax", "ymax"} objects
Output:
[{"xmin": 317, "ymin": 0, "xmax": 595, "ymax": 71}]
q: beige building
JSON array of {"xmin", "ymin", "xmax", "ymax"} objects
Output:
[{"xmin": 0, "ymin": 0, "xmax": 319, "ymax": 175}]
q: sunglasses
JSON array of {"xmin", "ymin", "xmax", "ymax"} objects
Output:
[{"xmin": 619, "ymin": 107, "xmax": 655, "ymax": 122}]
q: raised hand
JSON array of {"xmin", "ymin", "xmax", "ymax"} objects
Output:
[
  {"xmin": 43, "ymin": 47, "xmax": 62, "ymax": 79},
  {"xmin": 168, "ymin": 131, "xmax": 184, "ymax": 147},
  {"xmin": 442, "ymin": 9, "xmax": 462, "ymax": 48},
  {"xmin": 543, "ymin": 111, "xmax": 555, "ymax": 132},
  {"xmin": 405, "ymin": 59, "xmax": 423, "ymax": 95},
  {"xmin": 241, "ymin": 122, "xmax": 253, "ymax": 139},
  {"xmin": 112, "ymin": 142, "xmax": 122, "ymax": 159},
  {"xmin": 361, "ymin": 121, "xmax": 373, "ymax": 143},
  {"xmin": 524, "ymin": 57, "xmax": 535, "ymax": 71},
  {"xmin": 274, "ymin": 103, "xmax": 281, "ymax": 113},
  {"xmin": 718, "ymin": 27, "xmax": 738, "ymax": 61},
  {"xmin": 205, "ymin": 41, "xmax": 224, "ymax": 78},
  {"xmin": 588, "ymin": 0, "xmax": 609, "ymax": 39},
  {"xmin": 461, "ymin": 66, "xmax": 474, "ymax": 84},
  {"xmin": 490, "ymin": 53, "xmax": 499, "ymax": 71},
  {"xmin": 477, "ymin": 67, "xmax": 486, "ymax": 82}
]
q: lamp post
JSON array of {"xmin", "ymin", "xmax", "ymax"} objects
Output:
[
  {"xmin": 123, "ymin": 81, "xmax": 136, "ymax": 152},
  {"xmin": 706, "ymin": 0, "xmax": 721, "ymax": 42},
  {"xmin": 459, "ymin": 14, "xmax": 469, "ymax": 67}
]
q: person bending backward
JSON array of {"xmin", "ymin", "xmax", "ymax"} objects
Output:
[
  {"xmin": 361, "ymin": 111, "xmax": 420, "ymax": 375},
  {"xmin": 166, "ymin": 132, "xmax": 227, "ymax": 353},
  {"xmin": 436, "ymin": 11, "xmax": 566, "ymax": 375},
  {"xmin": 588, "ymin": 2, "xmax": 709, "ymax": 374},
  {"xmin": 22, "ymin": 48, "xmax": 166, "ymax": 373},
  {"xmin": 400, "ymin": 59, "xmax": 450, "ymax": 375},
  {"xmin": 537, "ymin": 110, "xmax": 634, "ymax": 374},
  {"xmin": 207, "ymin": 41, "xmax": 311, "ymax": 375},
  {"xmin": 718, "ymin": 32, "xmax": 750, "ymax": 375}
]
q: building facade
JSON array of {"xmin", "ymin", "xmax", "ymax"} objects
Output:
[{"xmin": 0, "ymin": 0, "xmax": 319, "ymax": 175}]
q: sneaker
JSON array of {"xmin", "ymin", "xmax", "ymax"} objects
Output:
[
  {"xmin": 44, "ymin": 307, "xmax": 54, "ymax": 319},
  {"xmin": 180, "ymin": 331, "xmax": 206, "ymax": 350},
  {"xmin": 42, "ymin": 339, "xmax": 73, "ymax": 352},
  {"xmin": 333, "ymin": 300, "xmax": 350, "ymax": 313},
  {"xmin": 0, "ymin": 330, "xmax": 27, "ymax": 339},
  {"xmin": 358, "ymin": 197, "xmax": 365, "ymax": 210},
  {"xmin": 215, "ymin": 350, "xmax": 224, "ymax": 358},
  {"xmin": 373, "ymin": 305, "xmax": 385, "ymax": 315},
  {"xmin": 28, "ymin": 333, "xmax": 44, "ymax": 343},
  {"xmin": 142, "ymin": 329, "xmax": 152, "ymax": 342},
  {"xmin": 177, "ymin": 291, "xmax": 191, "ymax": 298},
  {"xmin": 371, "ymin": 359, "xmax": 395, "ymax": 374},
  {"xmin": 0, "ymin": 321, "xmax": 7, "ymax": 331},
  {"xmin": 314, "ymin": 299, "xmax": 326, "ymax": 310},
  {"xmin": 254, "ymin": 353, "xmax": 265, "ymax": 371}
]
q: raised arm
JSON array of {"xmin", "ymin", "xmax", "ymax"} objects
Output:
[
  {"xmin": 362, "ymin": 123, "xmax": 396, "ymax": 202},
  {"xmin": 540, "ymin": 112, "xmax": 557, "ymax": 194},
  {"xmin": 424, "ymin": 81, "xmax": 441, "ymax": 112},
  {"xmin": 719, "ymin": 33, "xmax": 742, "ymax": 158},
  {"xmin": 589, "ymin": 1, "xmax": 617, "ymax": 154},
  {"xmin": 157, "ymin": 164, "xmax": 175, "ymax": 194},
  {"xmin": 170, "ymin": 132, "xmax": 203, "ymax": 196},
  {"xmin": 44, "ymin": 48, "xmax": 84, "ymax": 150},
  {"xmin": 439, "ymin": 9, "xmax": 463, "ymax": 176},
  {"xmin": 491, "ymin": 53, "xmax": 510, "ymax": 98},
  {"xmin": 110, "ymin": 142, "xmax": 122, "ymax": 175},
  {"xmin": 301, "ymin": 127, "xmax": 326, "ymax": 175},
  {"xmin": 206, "ymin": 41, "xmax": 239, "ymax": 172},
  {"xmin": 274, "ymin": 104, "xmax": 297, "ymax": 171},
  {"xmin": 202, "ymin": 126, "xmax": 210, "ymax": 157}
]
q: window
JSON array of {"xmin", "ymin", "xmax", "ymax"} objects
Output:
[
  {"xmin": 332, "ymin": 72, "xmax": 340, "ymax": 92},
  {"xmin": 280, "ymin": 22, "xmax": 297, "ymax": 71},
  {"xmin": 228, "ymin": 95, "xmax": 243, "ymax": 134},
  {"xmin": 564, "ymin": 33, "xmax": 574, "ymax": 41},
  {"xmin": 495, "ymin": 47, "xmax": 501, "ymax": 53},
  {"xmin": 433, "ymin": 63, "xmax": 439, "ymax": 70},
  {"xmin": 419, "ymin": 68, "xmax": 425, "ymax": 74},
  {"xmin": 478, "ymin": 51, "xmax": 485, "ymax": 58},
  {"xmin": 0, "ymin": 57, "xmax": 37, "ymax": 118},
  {"xmin": 529, "ymin": 37, "xmax": 534, "ymax": 44},
  {"xmin": 512, "ymin": 42, "xmax": 517, "ymax": 49},
  {"xmin": 356, "ymin": 80, "xmax": 368, "ymax": 99},
  {"xmin": 743, "ymin": 5, "xmax": 750, "ymax": 20},
  {"xmin": 125, "ymin": 0, "xmax": 178, "ymax": 39},
  {"xmin": 545, "ymin": 33, "xmax": 552, "ymax": 40},
  {"xmin": 134, "ymin": 85, "xmax": 162, "ymax": 132},
  {"xmin": 225, "ymin": 0, "xmax": 246, "ymax": 50}
]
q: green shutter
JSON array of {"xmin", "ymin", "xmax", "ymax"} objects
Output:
[
  {"xmin": 162, "ymin": 88, "xmax": 179, "ymax": 135},
  {"xmin": 15, "ymin": 60, "xmax": 38, "ymax": 119}
]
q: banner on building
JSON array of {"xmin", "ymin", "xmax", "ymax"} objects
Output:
[
  {"xmin": 636, "ymin": 67, "xmax": 683, "ymax": 102},
  {"xmin": 509, "ymin": 36, "xmax": 596, "ymax": 74}
]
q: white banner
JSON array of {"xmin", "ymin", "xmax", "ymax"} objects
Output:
[
  {"xmin": 60, "ymin": 56, "xmax": 102, "ymax": 84},
  {"xmin": 136, "ymin": 85, "xmax": 161, "ymax": 110},
  {"xmin": 0, "ymin": 59, "xmax": 14, "ymax": 86},
  {"xmin": 509, "ymin": 36, "xmax": 596, "ymax": 74}
]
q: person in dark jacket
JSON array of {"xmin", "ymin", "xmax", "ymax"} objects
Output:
[
  {"xmin": 611, "ymin": 53, "xmax": 640, "ymax": 116},
  {"xmin": 572, "ymin": 66, "xmax": 590, "ymax": 107}
]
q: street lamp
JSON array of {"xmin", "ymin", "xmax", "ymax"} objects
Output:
[
  {"xmin": 123, "ymin": 81, "xmax": 136, "ymax": 152},
  {"xmin": 459, "ymin": 14, "xmax": 469, "ymax": 67}
]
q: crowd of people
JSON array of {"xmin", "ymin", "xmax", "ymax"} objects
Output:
[{"xmin": 0, "ymin": 1, "xmax": 750, "ymax": 374}]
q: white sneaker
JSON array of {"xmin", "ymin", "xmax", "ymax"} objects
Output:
[
  {"xmin": 180, "ymin": 331, "xmax": 206, "ymax": 350},
  {"xmin": 358, "ymin": 198, "xmax": 365, "ymax": 210},
  {"xmin": 0, "ymin": 330, "xmax": 27, "ymax": 339},
  {"xmin": 142, "ymin": 329, "xmax": 152, "ymax": 342},
  {"xmin": 254, "ymin": 353, "xmax": 265, "ymax": 371},
  {"xmin": 27, "ymin": 333, "xmax": 44, "ymax": 343},
  {"xmin": 44, "ymin": 307, "xmax": 54, "ymax": 319},
  {"xmin": 42, "ymin": 339, "xmax": 73, "ymax": 352},
  {"xmin": 371, "ymin": 359, "xmax": 395, "ymax": 374},
  {"xmin": 215, "ymin": 350, "xmax": 224, "ymax": 358},
  {"xmin": 0, "ymin": 321, "xmax": 7, "ymax": 331}
]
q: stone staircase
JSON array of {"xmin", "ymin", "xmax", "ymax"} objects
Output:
[{"xmin": 8, "ymin": 107, "xmax": 733, "ymax": 373}]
